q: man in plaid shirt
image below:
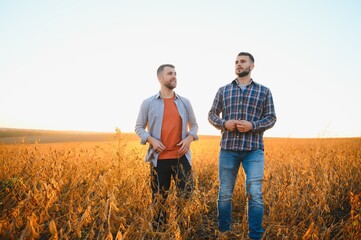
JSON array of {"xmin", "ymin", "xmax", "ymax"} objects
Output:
[{"xmin": 208, "ymin": 52, "xmax": 276, "ymax": 240}]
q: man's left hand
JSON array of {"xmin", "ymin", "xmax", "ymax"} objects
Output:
[
  {"xmin": 236, "ymin": 120, "xmax": 253, "ymax": 132},
  {"xmin": 177, "ymin": 135, "xmax": 194, "ymax": 156}
]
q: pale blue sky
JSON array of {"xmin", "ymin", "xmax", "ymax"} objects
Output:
[{"xmin": 1, "ymin": 0, "xmax": 360, "ymax": 137}]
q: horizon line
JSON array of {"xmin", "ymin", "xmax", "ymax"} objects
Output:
[{"xmin": 0, "ymin": 127, "xmax": 360, "ymax": 139}]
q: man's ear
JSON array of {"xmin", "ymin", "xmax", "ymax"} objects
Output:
[{"xmin": 250, "ymin": 63, "xmax": 255, "ymax": 71}]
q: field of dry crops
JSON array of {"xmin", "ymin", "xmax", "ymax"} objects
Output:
[{"xmin": 0, "ymin": 135, "xmax": 360, "ymax": 239}]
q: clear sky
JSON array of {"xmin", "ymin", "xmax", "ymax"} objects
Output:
[{"xmin": 1, "ymin": 0, "xmax": 360, "ymax": 138}]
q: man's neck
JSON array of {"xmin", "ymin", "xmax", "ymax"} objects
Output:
[
  {"xmin": 160, "ymin": 89, "xmax": 175, "ymax": 99},
  {"xmin": 237, "ymin": 76, "xmax": 252, "ymax": 86}
]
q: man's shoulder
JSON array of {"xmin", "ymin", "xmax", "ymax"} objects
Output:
[
  {"xmin": 143, "ymin": 93, "xmax": 160, "ymax": 101},
  {"xmin": 218, "ymin": 80, "xmax": 237, "ymax": 91},
  {"xmin": 140, "ymin": 93, "xmax": 160, "ymax": 107},
  {"xmin": 252, "ymin": 81, "xmax": 271, "ymax": 92},
  {"xmin": 176, "ymin": 93, "xmax": 188, "ymax": 100},
  {"xmin": 176, "ymin": 94, "xmax": 191, "ymax": 105}
]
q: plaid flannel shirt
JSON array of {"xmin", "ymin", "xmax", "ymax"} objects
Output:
[{"xmin": 208, "ymin": 79, "xmax": 276, "ymax": 151}]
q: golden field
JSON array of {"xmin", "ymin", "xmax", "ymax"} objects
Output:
[{"xmin": 0, "ymin": 134, "xmax": 360, "ymax": 239}]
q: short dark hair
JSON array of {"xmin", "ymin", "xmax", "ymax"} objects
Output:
[
  {"xmin": 237, "ymin": 52, "xmax": 255, "ymax": 63},
  {"xmin": 157, "ymin": 64, "xmax": 175, "ymax": 76}
]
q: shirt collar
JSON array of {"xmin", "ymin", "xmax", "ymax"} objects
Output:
[
  {"xmin": 156, "ymin": 91, "xmax": 179, "ymax": 99},
  {"xmin": 232, "ymin": 78, "xmax": 254, "ymax": 87}
]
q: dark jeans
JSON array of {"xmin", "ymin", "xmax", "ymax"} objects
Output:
[{"xmin": 150, "ymin": 155, "xmax": 193, "ymax": 227}]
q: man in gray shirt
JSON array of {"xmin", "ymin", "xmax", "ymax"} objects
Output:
[{"xmin": 135, "ymin": 64, "xmax": 198, "ymax": 230}]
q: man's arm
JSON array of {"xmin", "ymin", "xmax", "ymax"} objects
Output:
[
  {"xmin": 208, "ymin": 88, "xmax": 227, "ymax": 130},
  {"xmin": 135, "ymin": 100, "xmax": 151, "ymax": 144},
  {"xmin": 251, "ymin": 89, "xmax": 277, "ymax": 132}
]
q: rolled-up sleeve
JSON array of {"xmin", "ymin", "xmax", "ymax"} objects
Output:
[
  {"xmin": 186, "ymin": 99, "xmax": 199, "ymax": 141},
  {"xmin": 208, "ymin": 88, "xmax": 226, "ymax": 130},
  {"xmin": 252, "ymin": 89, "xmax": 277, "ymax": 132},
  {"xmin": 135, "ymin": 99, "xmax": 151, "ymax": 145}
]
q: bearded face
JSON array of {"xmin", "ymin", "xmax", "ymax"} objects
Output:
[
  {"xmin": 235, "ymin": 55, "xmax": 254, "ymax": 78},
  {"xmin": 159, "ymin": 67, "xmax": 177, "ymax": 90},
  {"xmin": 236, "ymin": 66, "xmax": 251, "ymax": 77},
  {"xmin": 163, "ymin": 80, "xmax": 176, "ymax": 90}
]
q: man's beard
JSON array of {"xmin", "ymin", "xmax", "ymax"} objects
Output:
[
  {"xmin": 164, "ymin": 82, "xmax": 176, "ymax": 90},
  {"xmin": 237, "ymin": 67, "xmax": 251, "ymax": 77}
]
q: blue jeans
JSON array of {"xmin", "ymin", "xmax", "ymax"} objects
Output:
[{"xmin": 218, "ymin": 149, "xmax": 264, "ymax": 240}]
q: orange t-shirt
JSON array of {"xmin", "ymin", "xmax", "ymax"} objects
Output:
[{"xmin": 158, "ymin": 97, "xmax": 182, "ymax": 160}]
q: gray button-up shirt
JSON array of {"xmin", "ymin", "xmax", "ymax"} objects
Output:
[{"xmin": 135, "ymin": 92, "xmax": 199, "ymax": 167}]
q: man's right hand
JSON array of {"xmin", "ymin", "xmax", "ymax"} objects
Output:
[
  {"xmin": 147, "ymin": 136, "xmax": 166, "ymax": 153},
  {"xmin": 224, "ymin": 120, "xmax": 238, "ymax": 132}
]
